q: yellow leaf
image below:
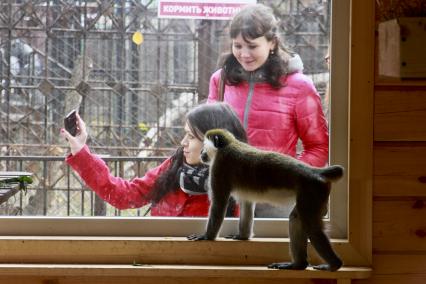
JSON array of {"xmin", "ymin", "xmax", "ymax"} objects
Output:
[{"xmin": 132, "ymin": 31, "xmax": 144, "ymax": 45}]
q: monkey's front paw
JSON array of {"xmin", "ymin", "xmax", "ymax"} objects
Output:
[
  {"xmin": 187, "ymin": 234, "xmax": 210, "ymax": 241},
  {"xmin": 224, "ymin": 234, "xmax": 249, "ymax": 240},
  {"xmin": 268, "ymin": 262, "xmax": 308, "ymax": 270}
]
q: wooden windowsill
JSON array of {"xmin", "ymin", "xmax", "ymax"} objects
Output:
[
  {"xmin": 0, "ymin": 236, "xmax": 368, "ymax": 266},
  {"xmin": 0, "ymin": 264, "xmax": 372, "ymax": 279}
]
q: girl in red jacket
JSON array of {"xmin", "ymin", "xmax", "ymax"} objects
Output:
[
  {"xmin": 60, "ymin": 103, "xmax": 247, "ymax": 217},
  {"xmin": 208, "ymin": 4, "xmax": 329, "ymax": 217}
]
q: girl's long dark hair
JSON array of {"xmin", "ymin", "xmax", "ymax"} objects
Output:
[
  {"xmin": 223, "ymin": 4, "xmax": 295, "ymax": 88},
  {"xmin": 147, "ymin": 103, "xmax": 247, "ymax": 204}
]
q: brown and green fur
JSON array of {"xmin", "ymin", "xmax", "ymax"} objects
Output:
[{"xmin": 188, "ymin": 129, "xmax": 344, "ymax": 272}]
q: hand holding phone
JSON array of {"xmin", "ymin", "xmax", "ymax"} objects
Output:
[
  {"xmin": 64, "ymin": 110, "xmax": 78, "ymax": 136},
  {"xmin": 61, "ymin": 110, "xmax": 87, "ymax": 155}
]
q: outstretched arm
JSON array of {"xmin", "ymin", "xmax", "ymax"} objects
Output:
[{"xmin": 61, "ymin": 114, "xmax": 171, "ymax": 210}]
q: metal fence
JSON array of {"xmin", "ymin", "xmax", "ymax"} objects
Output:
[
  {"xmin": 0, "ymin": 155, "xmax": 164, "ymax": 216},
  {"xmin": 0, "ymin": 0, "xmax": 330, "ymax": 216}
]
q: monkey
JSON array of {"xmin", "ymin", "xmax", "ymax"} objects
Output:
[{"xmin": 187, "ymin": 128, "xmax": 344, "ymax": 272}]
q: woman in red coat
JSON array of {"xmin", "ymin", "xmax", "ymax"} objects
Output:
[
  {"xmin": 208, "ymin": 4, "xmax": 329, "ymax": 217},
  {"xmin": 61, "ymin": 103, "xmax": 247, "ymax": 217},
  {"xmin": 209, "ymin": 4, "xmax": 328, "ymax": 166}
]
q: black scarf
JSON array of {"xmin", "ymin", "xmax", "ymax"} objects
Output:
[
  {"xmin": 178, "ymin": 163, "xmax": 209, "ymax": 195},
  {"xmin": 178, "ymin": 162, "xmax": 237, "ymax": 217}
]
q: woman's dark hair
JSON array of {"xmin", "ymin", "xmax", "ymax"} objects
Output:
[
  {"xmin": 223, "ymin": 4, "xmax": 294, "ymax": 88},
  {"xmin": 147, "ymin": 102, "xmax": 247, "ymax": 204}
]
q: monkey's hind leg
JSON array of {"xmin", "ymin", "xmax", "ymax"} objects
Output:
[
  {"xmin": 298, "ymin": 183, "xmax": 343, "ymax": 271},
  {"xmin": 309, "ymin": 228, "xmax": 343, "ymax": 271},
  {"xmin": 268, "ymin": 208, "xmax": 309, "ymax": 270}
]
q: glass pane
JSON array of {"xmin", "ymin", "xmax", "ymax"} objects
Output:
[{"xmin": 0, "ymin": 0, "xmax": 331, "ymax": 219}]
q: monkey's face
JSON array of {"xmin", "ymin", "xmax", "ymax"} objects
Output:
[
  {"xmin": 200, "ymin": 136, "xmax": 218, "ymax": 165},
  {"xmin": 201, "ymin": 129, "xmax": 234, "ymax": 165}
]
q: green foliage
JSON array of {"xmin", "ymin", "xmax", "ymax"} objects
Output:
[
  {"xmin": 138, "ymin": 122, "xmax": 150, "ymax": 134},
  {"xmin": 0, "ymin": 176, "xmax": 33, "ymax": 194}
]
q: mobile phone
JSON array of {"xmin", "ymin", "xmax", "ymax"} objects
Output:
[{"xmin": 64, "ymin": 110, "xmax": 78, "ymax": 136}]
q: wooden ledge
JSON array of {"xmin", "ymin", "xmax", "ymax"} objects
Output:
[{"xmin": 0, "ymin": 264, "xmax": 372, "ymax": 279}]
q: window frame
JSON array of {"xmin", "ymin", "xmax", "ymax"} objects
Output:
[
  {"xmin": 0, "ymin": 0, "xmax": 373, "ymax": 267},
  {"xmin": 1, "ymin": 0, "xmax": 342, "ymax": 239}
]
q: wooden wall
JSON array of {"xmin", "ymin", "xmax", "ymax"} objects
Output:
[{"xmin": 356, "ymin": 0, "xmax": 426, "ymax": 283}]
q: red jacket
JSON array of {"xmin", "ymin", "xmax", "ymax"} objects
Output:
[
  {"xmin": 66, "ymin": 145, "xmax": 210, "ymax": 216},
  {"xmin": 208, "ymin": 63, "xmax": 328, "ymax": 167}
]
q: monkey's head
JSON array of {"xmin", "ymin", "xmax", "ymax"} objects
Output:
[{"xmin": 200, "ymin": 129, "xmax": 236, "ymax": 165}]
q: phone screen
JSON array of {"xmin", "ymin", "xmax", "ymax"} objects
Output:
[{"xmin": 64, "ymin": 110, "xmax": 78, "ymax": 136}]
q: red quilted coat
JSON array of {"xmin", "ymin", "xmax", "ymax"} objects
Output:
[
  {"xmin": 208, "ymin": 56, "xmax": 329, "ymax": 167},
  {"xmin": 66, "ymin": 145, "xmax": 210, "ymax": 216}
]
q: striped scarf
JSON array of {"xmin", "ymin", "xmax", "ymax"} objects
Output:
[{"xmin": 178, "ymin": 163, "xmax": 209, "ymax": 195}]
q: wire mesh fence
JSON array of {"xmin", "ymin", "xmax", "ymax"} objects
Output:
[{"xmin": 0, "ymin": 0, "xmax": 330, "ymax": 216}]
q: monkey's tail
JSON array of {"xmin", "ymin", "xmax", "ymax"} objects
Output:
[{"xmin": 317, "ymin": 165, "xmax": 344, "ymax": 182}]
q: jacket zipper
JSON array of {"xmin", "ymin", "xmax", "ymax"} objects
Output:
[{"xmin": 243, "ymin": 73, "xmax": 255, "ymax": 129}]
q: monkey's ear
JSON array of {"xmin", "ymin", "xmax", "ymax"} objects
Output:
[{"xmin": 213, "ymin": 134, "xmax": 227, "ymax": 149}]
